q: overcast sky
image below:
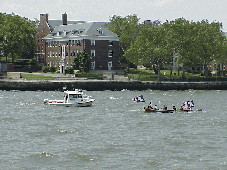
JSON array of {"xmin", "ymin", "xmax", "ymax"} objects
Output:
[{"xmin": 1, "ymin": 0, "xmax": 227, "ymax": 31}]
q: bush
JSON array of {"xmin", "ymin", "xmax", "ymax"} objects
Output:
[
  {"xmin": 49, "ymin": 66, "xmax": 57, "ymax": 73},
  {"xmin": 65, "ymin": 67, "xmax": 74, "ymax": 74},
  {"xmin": 75, "ymin": 72, "xmax": 103, "ymax": 79},
  {"xmin": 42, "ymin": 66, "xmax": 50, "ymax": 73}
]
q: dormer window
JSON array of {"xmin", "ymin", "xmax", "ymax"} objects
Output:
[{"xmin": 97, "ymin": 28, "xmax": 103, "ymax": 35}]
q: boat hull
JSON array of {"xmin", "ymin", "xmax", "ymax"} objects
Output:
[{"xmin": 144, "ymin": 107, "xmax": 174, "ymax": 113}]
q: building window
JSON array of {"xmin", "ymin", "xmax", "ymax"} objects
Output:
[
  {"xmin": 109, "ymin": 40, "xmax": 113, "ymax": 46},
  {"xmin": 108, "ymin": 61, "xmax": 112, "ymax": 70},
  {"xmin": 108, "ymin": 50, "xmax": 113, "ymax": 57},
  {"xmin": 91, "ymin": 50, "xmax": 95, "ymax": 57},
  {"xmin": 50, "ymin": 51, "xmax": 52, "ymax": 57},
  {"xmin": 91, "ymin": 40, "xmax": 95, "ymax": 45},
  {"xmin": 76, "ymin": 40, "xmax": 81, "ymax": 46},
  {"xmin": 91, "ymin": 61, "xmax": 95, "ymax": 70}
]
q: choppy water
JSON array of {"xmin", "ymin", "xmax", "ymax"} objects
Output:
[{"xmin": 0, "ymin": 90, "xmax": 227, "ymax": 169}]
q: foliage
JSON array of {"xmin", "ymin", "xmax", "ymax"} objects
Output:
[
  {"xmin": 65, "ymin": 67, "xmax": 74, "ymax": 74},
  {"xmin": 106, "ymin": 14, "xmax": 140, "ymax": 49},
  {"xmin": 75, "ymin": 72, "xmax": 103, "ymax": 80},
  {"xmin": 117, "ymin": 16, "xmax": 227, "ymax": 78},
  {"xmin": 73, "ymin": 50, "xmax": 91, "ymax": 72},
  {"xmin": 0, "ymin": 13, "xmax": 36, "ymax": 62},
  {"xmin": 42, "ymin": 66, "xmax": 50, "ymax": 73},
  {"xmin": 167, "ymin": 18, "xmax": 226, "ymax": 77},
  {"xmin": 105, "ymin": 14, "xmax": 140, "ymax": 66},
  {"xmin": 125, "ymin": 24, "xmax": 174, "ymax": 80},
  {"xmin": 49, "ymin": 66, "xmax": 57, "ymax": 73}
]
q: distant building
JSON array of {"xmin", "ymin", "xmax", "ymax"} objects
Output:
[{"xmin": 36, "ymin": 13, "xmax": 120, "ymax": 71}]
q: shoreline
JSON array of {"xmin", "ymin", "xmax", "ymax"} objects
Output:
[{"xmin": 1, "ymin": 79, "xmax": 227, "ymax": 91}]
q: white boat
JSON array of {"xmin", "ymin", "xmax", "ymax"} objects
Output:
[
  {"xmin": 43, "ymin": 89, "xmax": 95, "ymax": 107},
  {"xmin": 132, "ymin": 95, "xmax": 145, "ymax": 102}
]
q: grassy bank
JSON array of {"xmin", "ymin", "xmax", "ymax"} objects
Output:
[
  {"xmin": 21, "ymin": 73, "xmax": 55, "ymax": 80},
  {"xmin": 126, "ymin": 69, "xmax": 227, "ymax": 81}
]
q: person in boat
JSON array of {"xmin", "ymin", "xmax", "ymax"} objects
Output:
[
  {"xmin": 154, "ymin": 105, "xmax": 157, "ymax": 110},
  {"xmin": 148, "ymin": 102, "xmax": 153, "ymax": 109},
  {"xmin": 173, "ymin": 106, "xmax": 176, "ymax": 112},
  {"xmin": 161, "ymin": 105, "xmax": 167, "ymax": 110},
  {"xmin": 180, "ymin": 106, "xmax": 183, "ymax": 111}
]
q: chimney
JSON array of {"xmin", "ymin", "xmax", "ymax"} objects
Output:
[
  {"xmin": 62, "ymin": 12, "xmax": 67, "ymax": 25},
  {"xmin": 40, "ymin": 13, "xmax": 49, "ymax": 23}
]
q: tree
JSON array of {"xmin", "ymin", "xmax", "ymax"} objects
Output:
[
  {"xmin": 106, "ymin": 14, "xmax": 140, "ymax": 67},
  {"xmin": 167, "ymin": 18, "xmax": 197, "ymax": 78},
  {"xmin": 194, "ymin": 20, "xmax": 226, "ymax": 77},
  {"xmin": 125, "ymin": 24, "xmax": 173, "ymax": 80},
  {"xmin": 73, "ymin": 50, "xmax": 91, "ymax": 72},
  {"xmin": 0, "ymin": 13, "xmax": 36, "ymax": 62}
]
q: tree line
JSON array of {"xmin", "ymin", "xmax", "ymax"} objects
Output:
[
  {"xmin": 106, "ymin": 15, "xmax": 227, "ymax": 78},
  {"xmin": 0, "ymin": 13, "xmax": 37, "ymax": 63}
]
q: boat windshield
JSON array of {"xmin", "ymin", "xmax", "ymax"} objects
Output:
[{"xmin": 69, "ymin": 94, "xmax": 82, "ymax": 98}]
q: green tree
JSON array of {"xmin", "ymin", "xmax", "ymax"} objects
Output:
[
  {"xmin": 73, "ymin": 50, "xmax": 91, "ymax": 72},
  {"xmin": 125, "ymin": 24, "xmax": 173, "ymax": 80},
  {"xmin": 106, "ymin": 14, "xmax": 140, "ymax": 67},
  {"xmin": 0, "ymin": 13, "xmax": 36, "ymax": 62},
  {"xmin": 194, "ymin": 20, "xmax": 226, "ymax": 77},
  {"xmin": 167, "ymin": 18, "xmax": 197, "ymax": 78}
]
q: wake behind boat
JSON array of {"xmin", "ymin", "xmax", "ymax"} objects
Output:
[{"xmin": 43, "ymin": 89, "xmax": 95, "ymax": 107}]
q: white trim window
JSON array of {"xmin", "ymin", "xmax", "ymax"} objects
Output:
[
  {"xmin": 91, "ymin": 50, "xmax": 95, "ymax": 57},
  {"xmin": 109, "ymin": 40, "xmax": 113, "ymax": 46},
  {"xmin": 91, "ymin": 40, "xmax": 95, "ymax": 46},
  {"xmin": 91, "ymin": 61, "xmax": 95, "ymax": 70},
  {"xmin": 108, "ymin": 61, "xmax": 112, "ymax": 70},
  {"xmin": 108, "ymin": 50, "xmax": 113, "ymax": 57}
]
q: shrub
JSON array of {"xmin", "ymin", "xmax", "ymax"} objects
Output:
[
  {"xmin": 42, "ymin": 66, "xmax": 50, "ymax": 73},
  {"xmin": 49, "ymin": 66, "xmax": 57, "ymax": 73},
  {"xmin": 65, "ymin": 67, "xmax": 74, "ymax": 74},
  {"xmin": 75, "ymin": 72, "xmax": 103, "ymax": 79}
]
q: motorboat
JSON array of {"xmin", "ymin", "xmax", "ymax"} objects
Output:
[
  {"xmin": 43, "ymin": 89, "xmax": 95, "ymax": 107},
  {"xmin": 132, "ymin": 95, "xmax": 145, "ymax": 102}
]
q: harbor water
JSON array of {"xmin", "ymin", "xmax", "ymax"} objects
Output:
[{"xmin": 0, "ymin": 90, "xmax": 227, "ymax": 169}]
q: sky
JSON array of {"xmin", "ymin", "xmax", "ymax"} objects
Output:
[{"xmin": 1, "ymin": 0, "xmax": 227, "ymax": 31}]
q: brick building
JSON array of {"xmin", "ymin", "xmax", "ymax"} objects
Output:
[{"xmin": 36, "ymin": 13, "xmax": 120, "ymax": 71}]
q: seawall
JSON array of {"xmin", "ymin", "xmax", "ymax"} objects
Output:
[{"xmin": 1, "ymin": 80, "xmax": 227, "ymax": 91}]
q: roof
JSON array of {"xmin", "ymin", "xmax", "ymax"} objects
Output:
[
  {"xmin": 44, "ymin": 22, "xmax": 119, "ymax": 41},
  {"xmin": 47, "ymin": 20, "xmax": 86, "ymax": 31}
]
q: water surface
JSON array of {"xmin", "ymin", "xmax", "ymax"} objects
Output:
[{"xmin": 0, "ymin": 90, "xmax": 227, "ymax": 169}]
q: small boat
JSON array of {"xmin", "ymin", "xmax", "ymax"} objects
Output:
[
  {"xmin": 144, "ymin": 107, "xmax": 175, "ymax": 113},
  {"xmin": 132, "ymin": 95, "xmax": 145, "ymax": 102},
  {"xmin": 43, "ymin": 89, "xmax": 95, "ymax": 107}
]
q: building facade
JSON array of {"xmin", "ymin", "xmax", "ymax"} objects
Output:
[{"xmin": 36, "ymin": 13, "xmax": 120, "ymax": 71}]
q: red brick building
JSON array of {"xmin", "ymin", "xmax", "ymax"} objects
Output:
[{"xmin": 36, "ymin": 13, "xmax": 120, "ymax": 71}]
